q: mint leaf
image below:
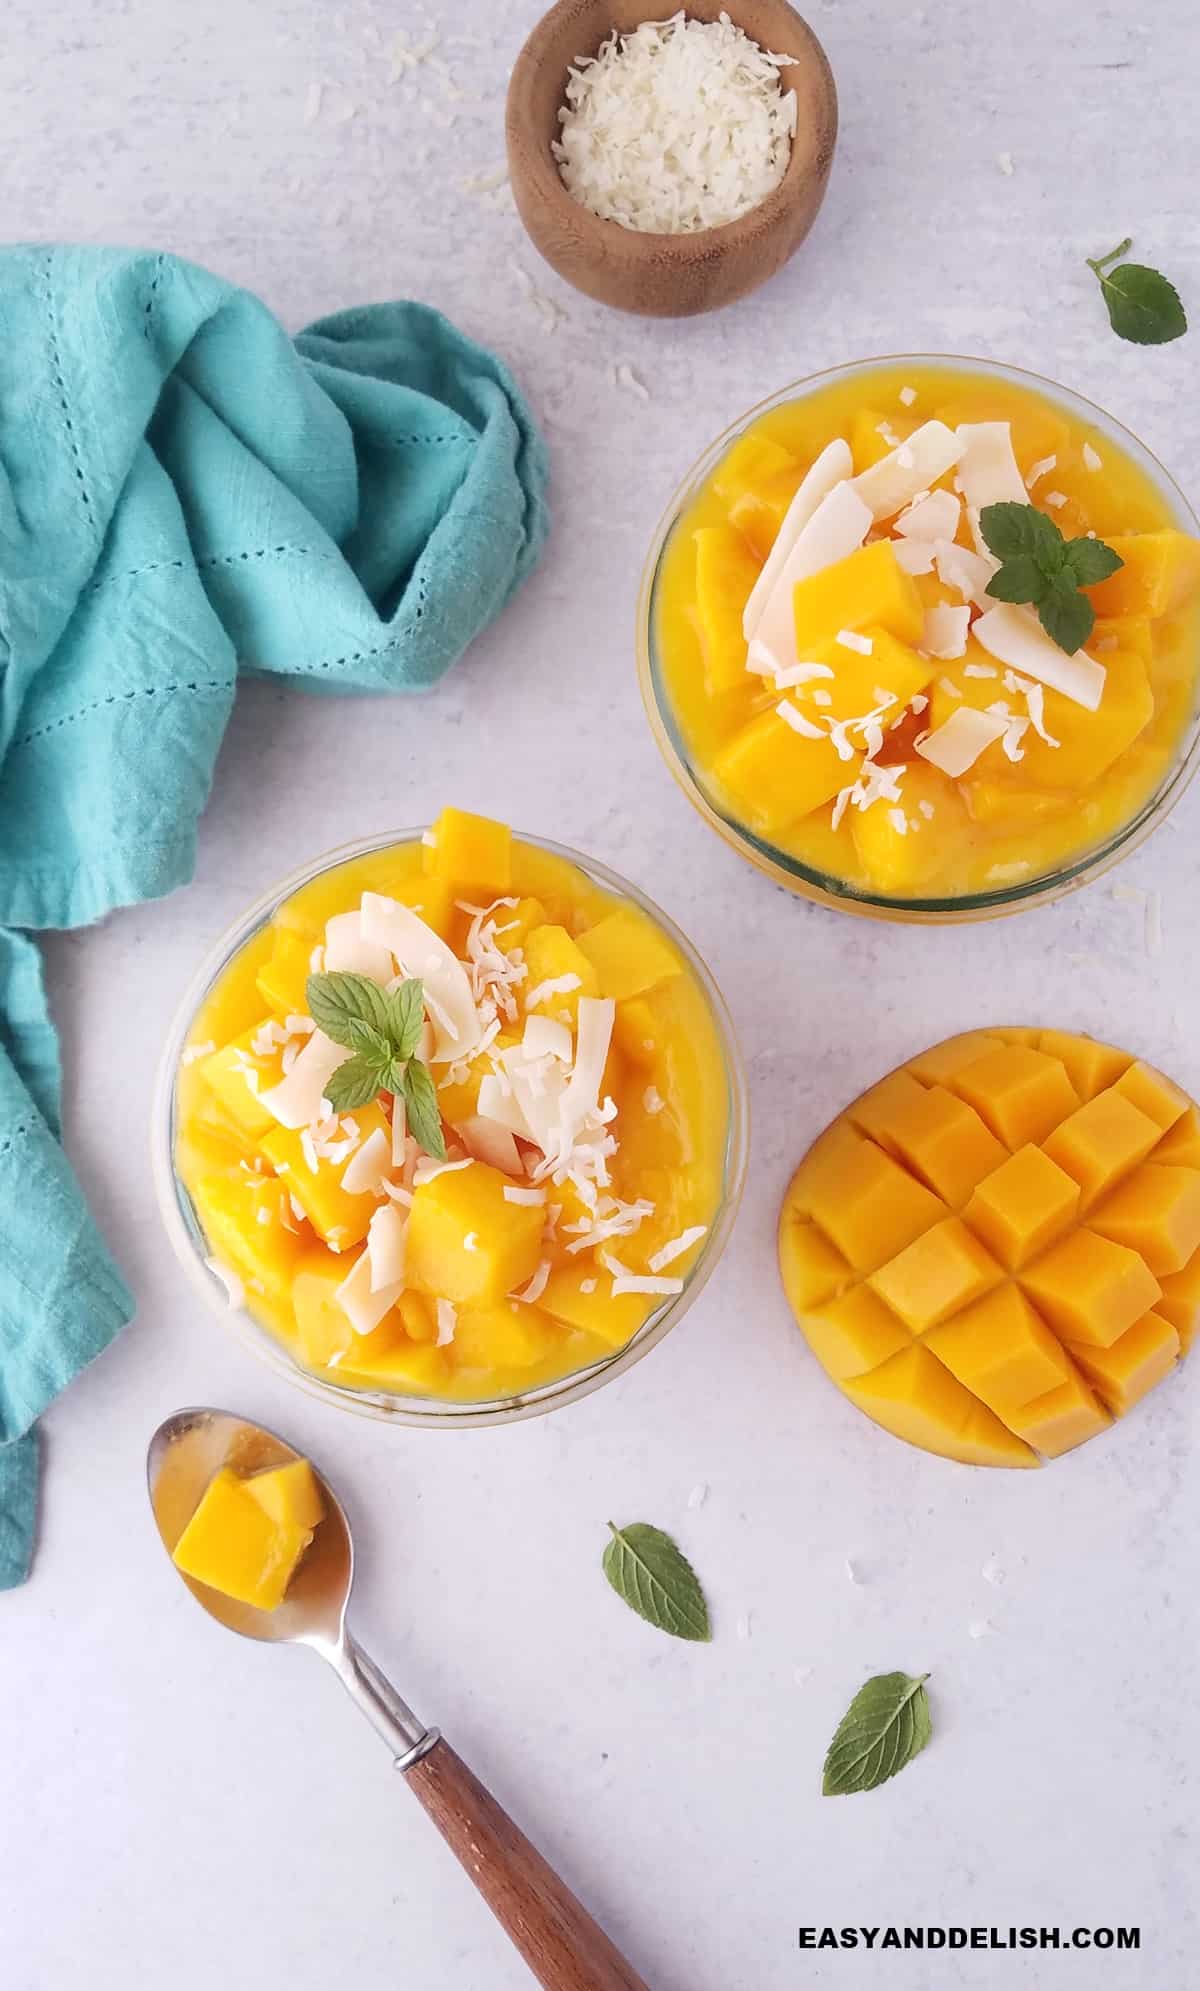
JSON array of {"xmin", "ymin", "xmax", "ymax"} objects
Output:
[
  {"xmin": 401, "ymin": 1058, "xmax": 446, "ymax": 1162},
  {"xmin": 979, "ymin": 503, "xmax": 1120, "ymax": 654},
  {"xmin": 1037, "ymin": 572, "xmax": 1095, "ymax": 656},
  {"xmin": 822, "ymin": 1672, "xmax": 932, "ymax": 1797},
  {"xmin": 602, "ymin": 1522, "xmax": 711, "ymax": 1642},
  {"xmin": 984, "ymin": 554, "xmax": 1045, "ymax": 604},
  {"xmin": 387, "ymin": 977, "xmax": 427, "ymax": 1062},
  {"xmin": 978, "ymin": 500, "xmax": 1063, "ymax": 572},
  {"xmin": 1064, "ymin": 536, "xmax": 1124, "ymax": 586},
  {"xmin": 1087, "ymin": 239, "xmax": 1187, "ymax": 345},
  {"xmin": 306, "ymin": 971, "xmax": 392, "ymax": 1049},
  {"xmin": 324, "ymin": 1055, "xmax": 386, "ymax": 1114},
  {"xmin": 346, "ymin": 1015, "xmax": 393, "ymax": 1065}
]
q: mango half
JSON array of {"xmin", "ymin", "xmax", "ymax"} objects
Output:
[{"xmin": 779, "ymin": 1029, "xmax": 1200, "ymax": 1466}]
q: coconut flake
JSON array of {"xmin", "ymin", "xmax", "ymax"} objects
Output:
[
  {"xmin": 953, "ymin": 422, "xmax": 1027, "ymax": 509},
  {"xmin": 850, "ymin": 420, "xmax": 964, "ymax": 520},
  {"xmin": 340, "ymin": 1126, "xmax": 391, "ymax": 1197},
  {"xmin": 366, "ymin": 1201, "xmax": 407, "ymax": 1292},
  {"xmin": 259, "ymin": 1030, "xmax": 350, "ymax": 1129},
  {"xmin": 336, "ymin": 1249, "xmax": 403, "ymax": 1335},
  {"xmin": 360, "ymin": 892, "xmax": 480, "ymax": 1061},
  {"xmin": 776, "ymin": 698, "xmax": 827, "ymax": 740},
  {"xmin": 921, "ymin": 604, "xmax": 971, "ymax": 660},
  {"xmin": 742, "ymin": 438, "xmax": 854, "ymax": 639},
  {"xmin": 597, "ymin": 1248, "xmax": 684, "ymax": 1298},
  {"xmin": 514, "ymin": 1260, "xmax": 551, "ymax": 1303},
  {"xmin": 892, "ymin": 537, "xmax": 935, "ymax": 575},
  {"xmin": 524, "ymin": 972, "xmax": 581, "ymax": 1011},
  {"xmin": 1024, "ymin": 453, "xmax": 1057, "ymax": 490},
  {"xmin": 323, "ymin": 909, "xmax": 394, "ymax": 983},
  {"xmin": 972, "ymin": 604, "xmax": 1106, "ymax": 710},
  {"xmin": 1083, "ymin": 442, "xmax": 1103, "ymax": 472},
  {"xmin": 181, "ymin": 1039, "xmax": 216, "ymax": 1066},
  {"xmin": 749, "ymin": 480, "xmax": 873, "ymax": 665},
  {"xmin": 917, "ymin": 706, "xmax": 1010, "ymax": 777},
  {"xmin": 648, "ymin": 1225, "xmax": 708, "ymax": 1273},
  {"xmin": 435, "ymin": 1298, "xmax": 457, "ymax": 1346},
  {"xmin": 935, "ymin": 538, "xmax": 998, "ymax": 607},
  {"xmin": 895, "ymin": 487, "xmax": 961, "ymax": 541}
]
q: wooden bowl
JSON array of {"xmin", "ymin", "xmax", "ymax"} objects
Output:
[{"xmin": 506, "ymin": 0, "xmax": 837, "ymax": 318}]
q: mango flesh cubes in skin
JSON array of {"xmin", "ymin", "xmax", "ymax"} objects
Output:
[
  {"xmin": 171, "ymin": 1466, "xmax": 319, "ymax": 1611},
  {"xmin": 653, "ymin": 363, "xmax": 1200, "ymax": 900},
  {"xmin": 779, "ymin": 1029, "xmax": 1199, "ymax": 1466},
  {"xmin": 175, "ymin": 822, "xmax": 728, "ymax": 1405}
]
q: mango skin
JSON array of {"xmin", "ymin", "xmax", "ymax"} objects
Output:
[{"xmin": 780, "ymin": 1028, "xmax": 1199, "ymax": 1466}]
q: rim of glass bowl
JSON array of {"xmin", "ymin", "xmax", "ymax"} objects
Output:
[
  {"xmin": 152, "ymin": 827, "xmax": 749, "ymax": 1428},
  {"xmin": 637, "ymin": 353, "xmax": 1200, "ymax": 925}
]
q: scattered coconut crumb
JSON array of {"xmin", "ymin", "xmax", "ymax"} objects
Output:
[
  {"xmin": 514, "ymin": 264, "xmax": 567, "ymax": 332},
  {"xmin": 968, "ymin": 1619, "xmax": 996, "ymax": 1640},
  {"xmin": 459, "ymin": 162, "xmax": 508, "ymax": 195},
  {"xmin": 303, "ymin": 80, "xmax": 323, "ymax": 123},
  {"xmin": 1082, "ymin": 442, "xmax": 1103, "ymax": 472},
  {"xmin": 899, "ymin": 385, "xmax": 917, "ymax": 407},
  {"xmin": 794, "ymin": 1664, "xmax": 813, "ymax": 1685},
  {"xmin": 687, "ymin": 1482, "xmax": 709, "ymax": 1511},
  {"xmin": 612, "ymin": 361, "xmax": 650, "ymax": 402},
  {"xmin": 982, "ymin": 1558, "xmax": 1006, "ymax": 1587},
  {"xmin": 844, "ymin": 1557, "xmax": 861, "ymax": 1585},
  {"xmin": 997, "ymin": 150, "xmax": 1014, "ymax": 176},
  {"xmin": 736, "ymin": 1612, "xmax": 752, "ymax": 1641},
  {"xmin": 1044, "ymin": 490, "xmax": 1067, "ymax": 509}
]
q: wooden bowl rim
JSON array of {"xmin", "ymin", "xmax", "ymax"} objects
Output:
[{"xmin": 505, "ymin": 0, "xmax": 837, "ymax": 267}]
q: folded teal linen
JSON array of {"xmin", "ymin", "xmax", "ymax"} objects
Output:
[{"xmin": 0, "ymin": 246, "xmax": 549, "ymax": 1586}]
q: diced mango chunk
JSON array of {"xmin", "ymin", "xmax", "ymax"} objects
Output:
[
  {"xmin": 190, "ymin": 1170, "xmax": 301, "ymax": 1306},
  {"xmin": 245, "ymin": 1459, "xmax": 325, "ymax": 1532},
  {"xmin": 521, "ymin": 924, "xmax": 599, "ymax": 1020},
  {"xmin": 291, "ymin": 1247, "xmax": 403, "ymax": 1370},
  {"xmin": 172, "ymin": 1467, "xmax": 313, "ymax": 1611},
  {"xmin": 198, "ymin": 1028, "xmax": 283, "ymax": 1137},
  {"xmin": 711, "ymin": 429, "xmax": 796, "ymax": 506},
  {"xmin": 1091, "ymin": 1164, "xmax": 1200, "ymax": 1275},
  {"xmin": 802, "ymin": 1285, "xmax": 912, "ymax": 1381},
  {"xmin": 1017, "ymin": 650, "xmax": 1153, "ymax": 790},
  {"xmin": 791, "ymin": 540, "xmax": 924, "ymax": 654},
  {"xmin": 613, "ymin": 994, "xmax": 666, "ymax": 1068},
  {"xmin": 256, "ymin": 929, "xmax": 315, "ymax": 1017},
  {"xmin": 577, "ymin": 905, "xmax": 682, "ymax": 1002},
  {"xmin": 425, "ymin": 807, "xmax": 512, "ymax": 893},
  {"xmin": 925, "ymin": 1284, "xmax": 1070, "ymax": 1410},
  {"xmin": 802, "ymin": 1133, "xmax": 948, "ymax": 1274},
  {"xmin": 844, "ymin": 1345, "xmax": 1039, "ymax": 1468},
  {"xmin": 452, "ymin": 1300, "xmax": 562, "ymax": 1370},
  {"xmin": 794, "ymin": 626, "xmax": 936, "ymax": 725},
  {"xmin": 949, "ymin": 1047, "xmax": 1080, "ymax": 1150},
  {"xmin": 853, "ymin": 1079, "xmax": 1006, "ymax": 1207},
  {"xmin": 1110, "ymin": 1059, "xmax": 1190, "ymax": 1133},
  {"xmin": 964, "ymin": 1145, "xmax": 1081, "ymax": 1270},
  {"xmin": 1155, "ymin": 1108, "xmax": 1200, "ymax": 1169},
  {"xmin": 1084, "ymin": 529, "xmax": 1200, "ymax": 618},
  {"xmin": 1020, "ymin": 1228, "xmax": 1161, "ymax": 1347},
  {"xmin": 712, "ymin": 707, "xmax": 860, "ymax": 835},
  {"xmin": 261, "ymin": 1100, "xmax": 392, "ymax": 1252},
  {"xmin": 777, "ymin": 1212, "xmax": 854, "ymax": 1311},
  {"xmin": 1036, "ymin": 1030, "xmax": 1128, "ymax": 1102},
  {"xmin": 693, "ymin": 525, "xmax": 761, "ymax": 694},
  {"xmin": 406, "ymin": 1160, "xmax": 544, "ymax": 1308},
  {"xmin": 869, "ymin": 1218, "xmax": 1003, "ymax": 1333},
  {"xmin": 851, "ymin": 766, "xmax": 969, "ymax": 895},
  {"xmin": 540, "ymin": 1262, "xmax": 655, "ymax": 1349},
  {"xmin": 1003, "ymin": 1369, "xmax": 1110, "ymax": 1458},
  {"xmin": 1042, "ymin": 1089, "xmax": 1162, "ymax": 1208},
  {"xmin": 1064, "ymin": 1309, "xmax": 1179, "ymax": 1416}
]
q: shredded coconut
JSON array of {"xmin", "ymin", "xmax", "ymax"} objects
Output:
[{"xmin": 553, "ymin": 12, "xmax": 798, "ymax": 235}]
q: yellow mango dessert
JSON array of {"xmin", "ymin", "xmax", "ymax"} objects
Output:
[
  {"xmin": 648, "ymin": 363, "xmax": 1200, "ymax": 904},
  {"xmin": 779, "ymin": 1028, "xmax": 1200, "ymax": 1465},
  {"xmin": 171, "ymin": 1458, "xmax": 325, "ymax": 1610},
  {"xmin": 173, "ymin": 810, "xmax": 732, "ymax": 1404}
]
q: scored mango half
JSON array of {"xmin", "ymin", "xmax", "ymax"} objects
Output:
[{"xmin": 779, "ymin": 1028, "xmax": 1200, "ymax": 1466}]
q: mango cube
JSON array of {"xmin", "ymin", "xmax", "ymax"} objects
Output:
[
  {"xmin": 711, "ymin": 429, "xmax": 796, "ymax": 505},
  {"xmin": 1017, "ymin": 650, "xmax": 1153, "ymax": 790},
  {"xmin": 406, "ymin": 1159, "xmax": 544, "ymax": 1307},
  {"xmin": 425, "ymin": 807, "xmax": 512, "ymax": 894},
  {"xmin": 256, "ymin": 929, "xmax": 315, "ymax": 1017},
  {"xmin": 577, "ymin": 906, "xmax": 682, "ymax": 1002},
  {"xmin": 1084, "ymin": 530, "xmax": 1200, "ymax": 618},
  {"xmin": 1020, "ymin": 1229, "xmax": 1161, "ymax": 1347},
  {"xmin": 795, "ymin": 626, "xmax": 936, "ymax": 725},
  {"xmin": 693, "ymin": 525, "xmax": 761, "ymax": 693},
  {"xmin": 540, "ymin": 1262, "xmax": 655, "ymax": 1349},
  {"xmin": 791, "ymin": 540, "xmax": 924, "ymax": 654},
  {"xmin": 522, "ymin": 924, "xmax": 599, "ymax": 1020},
  {"xmin": 291, "ymin": 1247, "xmax": 403, "ymax": 1369},
  {"xmin": 964, "ymin": 1145, "xmax": 1081, "ymax": 1269},
  {"xmin": 1064, "ymin": 1309, "xmax": 1179, "ymax": 1416},
  {"xmin": 172, "ymin": 1467, "xmax": 313, "ymax": 1611},
  {"xmin": 452, "ymin": 1300, "xmax": 562, "ymax": 1370},
  {"xmin": 198, "ymin": 1028, "xmax": 283, "ymax": 1138},
  {"xmin": 949, "ymin": 1046, "xmax": 1080, "ymax": 1149},
  {"xmin": 1042, "ymin": 1089, "xmax": 1162, "ymax": 1208},
  {"xmin": 851, "ymin": 767, "xmax": 968, "ymax": 895},
  {"xmin": 246, "ymin": 1459, "xmax": 325, "ymax": 1532},
  {"xmin": 712, "ymin": 707, "xmax": 861, "ymax": 835},
  {"xmin": 1091, "ymin": 1164, "xmax": 1200, "ymax": 1275},
  {"xmin": 190, "ymin": 1170, "xmax": 301, "ymax": 1306},
  {"xmin": 261, "ymin": 1100, "xmax": 392, "ymax": 1251},
  {"xmin": 780, "ymin": 1029, "xmax": 1200, "ymax": 1466}
]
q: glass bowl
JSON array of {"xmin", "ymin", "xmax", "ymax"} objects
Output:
[
  {"xmin": 152, "ymin": 828, "xmax": 749, "ymax": 1427},
  {"xmin": 637, "ymin": 354, "xmax": 1200, "ymax": 924}
]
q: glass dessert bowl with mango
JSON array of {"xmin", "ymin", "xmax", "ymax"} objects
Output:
[
  {"xmin": 639, "ymin": 357, "xmax": 1200, "ymax": 919},
  {"xmin": 155, "ymin": 810, "xmax": 747, "ymax": 1423}
]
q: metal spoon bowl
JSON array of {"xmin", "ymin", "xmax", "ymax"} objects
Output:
[{"xmin": 148, "ymin": 1407, "xmax": 649, "ymax": 1991}]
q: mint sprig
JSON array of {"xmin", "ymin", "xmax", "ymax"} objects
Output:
[
  {"xmin": 1087, "ymin": 238, "xmax": 1187, "ymax": 345},
  {"xmin": 307, "ymin": 970, "xmax": 446, "ymax": 1160},
  {"xmin": 822, "ymin": 1671, "xmax": 932, "ymax": 1797},
  {"xmin": 979, "ymin": 500, "xmax": 1123, "ymax": 656}
]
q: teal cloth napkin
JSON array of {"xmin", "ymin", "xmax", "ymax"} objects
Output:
[{"xmin": 0, "ymin": 246, "xmax": 549, "ymax": 1586}]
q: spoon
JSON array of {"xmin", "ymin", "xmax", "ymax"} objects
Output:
[{"xmin": 148, "ymin": 1407, "xmax": 649, "ymax": 1991}]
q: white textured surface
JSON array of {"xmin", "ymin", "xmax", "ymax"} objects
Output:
[{"xmin": 2, "ymin": 4, "xmax": 1199, "ymax": 1988}]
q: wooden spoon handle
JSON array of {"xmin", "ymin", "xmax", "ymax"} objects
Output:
[{"xmin": 404, "ymin": 1737, "xmax": 651, "ymax": 1991}]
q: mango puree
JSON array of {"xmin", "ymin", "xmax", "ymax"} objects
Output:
[
  {"xmin": 176, "ymin": 816, "xmax": 729, "ymax": 1402},
  {"xmin": 780, "ymin": 1028, "xmax": 1200, "ymax": 1465},
  {"xmin": 652, "ymin": 365, "xmax": 1200, "ymax": 898}
]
